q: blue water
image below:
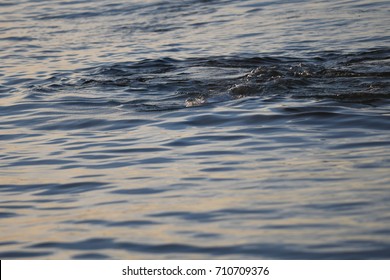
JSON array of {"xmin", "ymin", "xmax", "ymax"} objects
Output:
[{"xmin": 0, "ymin": 0, "xmax": 389, "ymax": 259}]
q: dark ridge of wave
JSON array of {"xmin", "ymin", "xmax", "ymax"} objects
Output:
[
  {"xmin": 0, "ymin": 212, "xmax": 19, "ymax": 218},
  {"xmin": 72, "ymin": 253, "xmax": 110, "ymax": 260},
  {"xmin": 25, "ymin": 237, "xmax": 390, "ymax": 259},
  {"xmin": 0, "ymin": 36, "xmax": 36, "ymax": 42},
  {"xmin": 0, "ymin": 241, "xmax": 19, "ymax": 246},
  {"xmin": 37, "ymin": 11, "xmax": 101, "ymax": 21},
  {"xmin": 0, "ymin": 2, "xmax": 15, "ymax": 7},
  {"xmin": 64, "ymin": 219, "xmax": 159, "ymax": 227},
  {"xmin": 0, "ymin": 182, "xmax": 111, "ymax": 196},
  {"xmin": 111, "ymin": 187, "xmax": 168, "ymax": 195},
  {"xmin": 29, "ymin": 48, "xmax": 390, "ymax": 111},
  {"xmin": 0, "ymin": 251, "xmax": 52, "ymax": 259},
  {"xmin": 28, "ymin": 0, "xmax": 225, "ymax": 23},
  {"xmin": 344, "ymin": 48, "xmax": 390, "ymax": 64},
  {"xmin": 148, "ymin": 208, "xmax": 279, "ymax": 223}
]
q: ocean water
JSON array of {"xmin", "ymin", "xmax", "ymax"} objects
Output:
[{"xmin": 0, "ymin": 0, "xmax": 389, "ymax": 259}]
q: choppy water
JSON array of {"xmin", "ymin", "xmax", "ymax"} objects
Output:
[{"xmin": 1, "ymin": 0, "xmax": 390, "ymax": 259}]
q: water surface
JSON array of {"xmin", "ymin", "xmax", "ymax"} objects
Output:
[{"xmin": 0, "ymin": 0, "xmax": 389, "ymax": 259}]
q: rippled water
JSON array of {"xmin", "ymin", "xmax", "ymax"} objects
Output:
[{"xmin": 1, "ymin": 0, "xmax": 390, "ymax": 259}]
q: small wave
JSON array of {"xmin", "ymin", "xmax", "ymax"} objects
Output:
[
  {"xmin": 23, "ymin": 237, "xmax": 390, "ymax": 259},
  {"xmin": 30, "ymin": 48, "xmax": 389, "ymax": 111}
]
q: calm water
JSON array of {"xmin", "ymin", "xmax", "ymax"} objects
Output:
[{"xmin": 1, "ymin": 0, "xmax": 389, "ymax": 259}]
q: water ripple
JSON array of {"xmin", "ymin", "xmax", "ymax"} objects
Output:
[{"xmin": 1, "ymin": 0, "xmax": 389, "ymax": 260}]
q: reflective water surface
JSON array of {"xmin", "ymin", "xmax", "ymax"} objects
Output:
[{"xmin": 0, "ymin": 0, "xmax": 389, "ymax": 259}]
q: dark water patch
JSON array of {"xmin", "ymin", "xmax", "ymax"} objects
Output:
[
  {"xmin": 371, "ymin": 229, "xmax": 390, "ymax": 235},
  {"xmin": 34, "ymin": 118, "xmax": 110, "ymax": 131},
  {"xmin": 150, "ymin": 211, "xmax": 219, "ymax": 223},
  {"xmin": 0, "ymin": 212, "xmax": 20, "ymax": 218},
  {"xmin": 344, "ymin": 48, "xmax": 390, "ymax": 64},
  {"xmin": 0, "ymin": 36, "xmax": 36, "ymax": 42},
  {"xmin": 3, "ymin": 78, "xmax": 38, "ymax": 87},
  {"xmin": 304, "ymin": 201, "xmax": 372, "ymax": 213},
  {"xmin": 192, "ymin": 233, "xmax": 222, "ymax": 239},
  {"xmin": 72, "ymin": 253, "xmax": 110, "ymax": 260},
  {"xmin": 28, "ymin": 238, "xmax": 117, "ymax": 251},
  {"xmin": 26, "ymin": 237, "xmax": 390, "ymax": 259},
  {"xmin": 62, "ymin": 141, "xmax": 129, "ymax": 152},
  {"xmin": 37, "ymin": 11, "xmax": 101, "ymax": 21},
  {"xmin": 200, "ymin": 167, "xmax": 237, "ymax": 172},
  {"xmin": 175, "ymin": 230, "xmax": 222, "ymax": 239},
  {"xmin": 39, "ymin": 206, "xmax": 78, "ymax": 211},
  {"xmin": 0, "ymin": 133, "xmax": 42, "ymax": 141},
  {"xmin": 263, "ymin": 223, "xmax": 342, "ymax": 230},
  {"xmin": 137, "ymin": 157, "xmax": 175, "ymax": 165},
  {"xmin": 183, "ymin": 150, "xmax": 242, "ymax": 157},
  {"xmin": 163, "ymin": 137, "xmax": 208, "ymax": 147},
  {"xmin": 7, "ymin": 158, "xmax": 75, "ymax": 167},
  {"xmin": 73, "ymin": 174, "xmax": 106, "ymax": 179},
  {"xmin": 28, "ymin": 48, "xmax": 389, "ymax": 111},
  {"xmin": 0, "ymin": 182, "xmax": 110, "ymax": 196},
  {"xmin": 94, "ymin": 200, "xmax": 128, "ymax": 206},
  {"xmin": 331, "ymin": 140, "xmax": 390, "ymax": 150},
  {"xmin": 0, "ymin": 250, "xmax": 52, "ymax": 259},
  {"xmin": 100, "ymin": 147, "xmax": 169, "ymax": 154},
  {"xmin": 114, "ymin": 22, "xmax": 182, "ymax": 35},
  {"xmin": 35, "ymin": 182, "xmax": 110, "ymax": 196},
  {"xmin": 61, "ymin": 162, "xmax": 132, "ymax": 170},
  {"xmin": 0, "ymin": 2, "xmax": 16, "ymax": 7},
  {"xmin": 110, "ymin": 220, "xmax": 159, "ymax": 227},
  {"xmin": 1, "ymin": 199, "xmax": 58, "ymax": 204},
  {"xmin": 0, "ymin": 205, "xmax": 33, "ymax": 209},
  {"xmin": 183, "ymin": 113, "xmax": 239, "ymax": 126},
  {"xmin": 0, "ymin": 241, "xmax": 19, "ymax": 246},
  {"xmin": 66, "ymin": 219, "xmax": 159, "ymax": 227},
  {"xmin": 149, "ymin": 208, "xmax": 279, "ymax": 223},
  {"xmin": 111, "ymin": 188, "xmax": 167, "ymax": 195}
]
